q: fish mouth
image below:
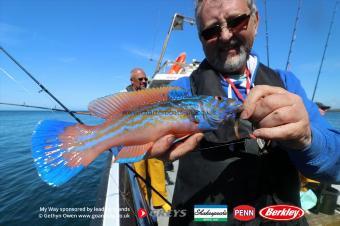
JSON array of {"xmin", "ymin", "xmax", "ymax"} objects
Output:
[{"xmin": 235, "ymin": 104, "xmax": 244, "ymax": 113}]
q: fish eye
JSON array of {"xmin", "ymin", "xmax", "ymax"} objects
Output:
[{"xmin": 214, "ymin": 96, "xmax": 222, "ymax": 101}]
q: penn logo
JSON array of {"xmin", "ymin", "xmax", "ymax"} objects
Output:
[
  {"xmin": 233, "ymin": 205, "xmax": 255, "ymax": 221},
  {"xmin": 259, "ymin": 205, "xmax": 304, "ymax": 221}
]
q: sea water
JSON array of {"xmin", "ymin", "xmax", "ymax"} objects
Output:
[
  {"xmin": 0, "ymin": 111, "xmax": 108, "ymax": 226},
  {"xmin": 0, "ymin": 111, "xmax": 340, "ymax": 226}
]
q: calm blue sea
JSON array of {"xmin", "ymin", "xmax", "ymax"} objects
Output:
[
  {"xmin": 0, "ymin": 111, "xmax": 340, "ymax": 226},
  {"xmin": 0, "ymin": 111, "xmax": 108, "ymax": 226}
]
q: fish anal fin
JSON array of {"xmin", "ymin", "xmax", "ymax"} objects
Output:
[
  {"xmin": 114, "ymin": 142, "xmax": 153, "ymax": 163},
  {"xmin": 88, "ymin": 87, "xmax": 185, "ymax": 119}
]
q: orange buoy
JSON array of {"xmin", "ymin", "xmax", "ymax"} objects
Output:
[{"xmin": 168, "ymin": 52, "xmax": 186, "ymax": 74}]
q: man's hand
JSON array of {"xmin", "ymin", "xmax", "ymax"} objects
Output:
[
  {"xmin": 241, "ymin": 85, "xmax": 312, "ymax": 150},
  {"xmin": 148, "ymin": 133, "xmax": 204, "ymax": 161}
]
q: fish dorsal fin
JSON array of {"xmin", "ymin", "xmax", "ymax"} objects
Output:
[{"xmin": 88, "ymin": 86, "xmax": 188, "ymax": 119}]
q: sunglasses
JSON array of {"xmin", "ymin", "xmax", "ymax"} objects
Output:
[
  {"xmin": 201, "ymin": 13, "xmax": 251, "ymax": 41},
  {"xmin": 138, "ymin": 77, "xmax": 148, "ymax": 82}
]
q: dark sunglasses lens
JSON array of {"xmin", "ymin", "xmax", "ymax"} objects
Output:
[
  {"xmin": 228, "ymin": 14, "xmax": 250, "ymax": 30},
  {"xmin": 138, "ymin": 77, "xmax": 148, "ymax": 82},
  {"xmin": 201, "ymin": 26, "xmax": 221, "ymax": 41}
]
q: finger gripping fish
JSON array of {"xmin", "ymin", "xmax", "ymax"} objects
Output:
[{"xmin": 31, "ymin": 87, "xmax": 242, "ymax": 186}]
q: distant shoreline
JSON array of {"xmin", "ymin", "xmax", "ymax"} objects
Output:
[
  {"xmin": 0, "ymin": 110, "xmax": 87, "ymax": 112},
  {"xmin": 0, "ymin": 110, "xmax": 90, "ymax": 115}
]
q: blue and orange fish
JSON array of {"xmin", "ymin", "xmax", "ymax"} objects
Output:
[{"xmin": 31, "ymin": 87, "xmax": 242, "ymax": 186}]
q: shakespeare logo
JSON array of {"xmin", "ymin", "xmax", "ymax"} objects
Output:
[{"xmin": 194, "ymin": 205, "xmax": 228, "ymax": 222}]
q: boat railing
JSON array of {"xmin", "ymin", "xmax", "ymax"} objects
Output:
[
  {"xmin": 91, "ymin": 153, "xmax": 154, "ymax": 226},
  {"xmin": 126, "ymin": 164, "xmax": 155, "ymax": 225}
]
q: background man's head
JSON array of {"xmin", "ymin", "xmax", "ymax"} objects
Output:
[
  {"xmin": 130, "ymin": 68, "xmax": 148, "ymax": 91},
  {"xmin": 195, "ymin": 0, "xmax": 259, "ymax": 74},
  {"xmin": 316, "ymin": 102, "xmax": 331, "ymax": 116}
]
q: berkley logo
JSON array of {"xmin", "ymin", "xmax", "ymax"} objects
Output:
[
  {"xmin": 259, "ymin": 205, "xmax": 304, "ymax": 221},
  {"xmin": 233, "ymin": 205, "xmax": 255, "ymax": 221}
]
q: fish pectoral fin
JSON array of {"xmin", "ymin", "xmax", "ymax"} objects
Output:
[
  {"xmin": 188, "ymin": 109, "xmax": 200, "ymax": 123},
  {"xmin": 114, "ymin": 142, "xmax": 153, "ymax": 163}
]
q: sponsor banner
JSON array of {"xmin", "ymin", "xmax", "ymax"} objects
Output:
[
  {"xmin": 259, "ymin": 205, "xmax": 304, "ymax": 221},
  {"xmin": 194, "ymin": 205, "xmax": 228, "ymax": 222},
  {"xmin": 233, "ymin": 205, "xmax": 255, "ymax": 221}
]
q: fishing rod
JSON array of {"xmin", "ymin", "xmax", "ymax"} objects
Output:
[
  {"xmin": 285, "ymin": 0, "xmax": 302, "ymax": 71},
  {"xmin": 263, "ymin": 0, "xmax": 270, "ymax": 67},
  {"xmin": 0, "ymin": 46, "xmax": 83, "ymax": 124},
  {"xmin": 311, "ymin": 0, "xmax": 338, "ymax": 101},
  {"xmin": 0, "ymin": 46, "xmax": 173, "ymax": 207},
  {"xmin": 0, "ymin": 102, "xmax": 90, "ymax": 115}
]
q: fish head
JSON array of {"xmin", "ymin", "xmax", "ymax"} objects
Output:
[{"xmin": 197, "ymin": 96, "xmax": 243, "ymax": 130}]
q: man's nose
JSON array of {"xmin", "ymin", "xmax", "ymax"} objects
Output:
[{"xmin": 219, "ymin": 26, "xmax": 233, "ymax": 41}]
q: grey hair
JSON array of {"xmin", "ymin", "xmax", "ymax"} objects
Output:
[{"xmin": 195, "ymin": 0, "xmax": 257, "ymax": 30}]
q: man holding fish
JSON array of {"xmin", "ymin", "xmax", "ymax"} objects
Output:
[
  {"xmin": 143, "ymin": 0, "xmax": 339, "ymax": 225},
  {"xmin": 31, "ymin": 0, "xmax": 339, "ymax": 225}
]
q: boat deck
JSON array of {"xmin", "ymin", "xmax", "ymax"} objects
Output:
[
  {"xmin": 157, "ymin": 162, "xmax": 340, "ymax": 226},
  {"xmin": 305, "ymin": 211, "xmax": 340, "ymax": 226}
]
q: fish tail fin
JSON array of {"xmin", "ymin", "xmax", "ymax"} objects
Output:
[{"xmin": 31, "ymin": 120, "xmax": 94, "ymax": 186}]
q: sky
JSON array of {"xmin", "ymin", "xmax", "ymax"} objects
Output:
[{"xmin": 0, "ymin": 0, "xmax": 339, "ymax": 110}]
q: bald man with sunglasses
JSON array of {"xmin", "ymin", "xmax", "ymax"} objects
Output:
[
  {"xmin": 145, "ymin": 0, "xmax": 340, "ymax": 225},
  {"xmin": 125, "ymin": 68, "xmax": 148, "ymax": 91}
]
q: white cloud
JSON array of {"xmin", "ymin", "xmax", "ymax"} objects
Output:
[
  {"xmin": 0, "ymin": 22, "xmax": 25, "ymax": 33},
  {"xmin": 57, "ymin": 57, "xmax": 77, "ymax": 63},
  {"xmin": 0, "ymin": 22, "xmax": 26, "ymax": 46},
  {"xmin": 122, "ymin": 45, "xmax": 156, "ymax": 60},
  {"xmin": 120, "ymin": 44, "xmax": 172, "ymax": 63}
]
